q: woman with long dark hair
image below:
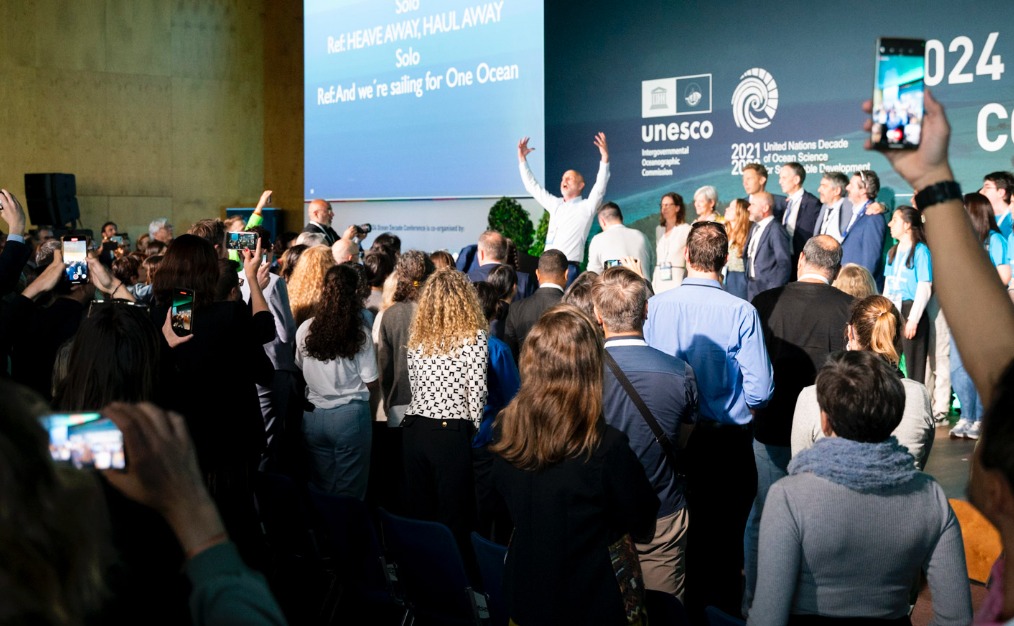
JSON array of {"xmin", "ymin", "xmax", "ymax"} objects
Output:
[
  {"xmin": 491, "ymin": 305, "xmax": 658, "ymax": 625},
  {"xmin": 653, "ymin": 192, "xmax": 692, "ymax": 293},
  {"xmin": 949, "ymin": 193, "xmax": 1010, "ymax": 439},
  {"xmin": 883, "ymin": 206, "xmax": 933, "ymax": 382},
  {"xmin": 296, "ymin": 264, "xmax": 379, "ymax": 498}
]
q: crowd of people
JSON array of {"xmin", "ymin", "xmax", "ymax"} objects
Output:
[{"xmin": 1, "ymin": 91, "xmax": 1013, "ymax": 626}]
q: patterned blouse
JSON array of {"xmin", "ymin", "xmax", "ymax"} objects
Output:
[{"xmin": 406, "ymin": 330, "xmax": 489, "ymax": 427}]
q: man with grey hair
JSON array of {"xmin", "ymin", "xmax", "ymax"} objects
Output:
[
  {"xmin": 741, "ymin": 234, "xmax": 855, "ymax": 613},
  {"xmin": 294, "ymin": 231, "xmax": 327, "ymax": 248},
  {"xmin": 149, "ymin": 217, "xmax": 173, "ymax": 244},
  {"xmin": 586, "ymin": 202, "xmax": 654, "ymax": 279},
  {"xmin": 594, "ymin": 265, "xmax": 697, "ymax": 600}
]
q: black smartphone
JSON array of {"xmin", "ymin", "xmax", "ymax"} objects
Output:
[
  {"xmin": 40, "ymin": 412, "xmax": 126, "ymax": 470},
  {"xmin": 62, "ymin": 235, "xmax": 89, "ymax": 284},
  {"xmin": 226, "ymin": 231, "xmax": 258, "ymax": 251},
  {"xmin": 872, "ymin": 37, "xmax": 926, "ymax": 150},
  {"xmin": 171, "ymin": 288, "xmax": 195, "ymax": 336},
  {"xmin": 110, "ymin": 235, "xmax": 124, "ymax": 245},
  {"xmin": 604, "ymin": 259, "xmax": 622, "ymax": 268}
]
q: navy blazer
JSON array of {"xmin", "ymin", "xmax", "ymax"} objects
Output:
[
  {"xmin": 467, "ymin": 262, "xmax": 535, "ymax": 301},
  {"xmin": 786, "ymin": 191, "xmax": 822, "ymax": 256},
  {"xmin": 841, "ymin": 211, "xmax": 888, "ymax": 289},
  {"xmin": 744, "ymin": 220, "xmax": 792, "ymax": 302}
]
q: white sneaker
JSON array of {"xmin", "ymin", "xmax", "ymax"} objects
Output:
[
  {"xmin": 965, "ymin": 421, "xmax": 981, "ymax": 440},
  {"xmin": 950, "ymin": 419, "xmax": 971, "ymax": 438}
]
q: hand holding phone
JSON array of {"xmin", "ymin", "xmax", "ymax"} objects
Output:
[
  {"xmin": 226, "ymin": 231, "xmax": 258, "ymax": 251},
  {"xmin": 170, "ymin": 288, "xmax": 194, "ymax": 337},
  {"xmin": 41, "ymin": 412, "xmax": 126, "ymax": 470},
  {"xmin": 62, "ymin": 236, "xmax": 90, "ymax": 284},
  {"xmin": 871, "ymin": 38, "xmax": 926, "ymax": 150}
]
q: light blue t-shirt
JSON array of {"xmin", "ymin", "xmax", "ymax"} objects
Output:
[
  {"xmin": 884, "ymin": 241, "xmax": 932, "ymax": 303},
  {"xmin": 987, "ymin": 230, "xmax": 1009, "ymax": 267}
]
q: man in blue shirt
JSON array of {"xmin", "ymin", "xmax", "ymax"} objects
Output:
[
  {"xmin": 594, "ymin": 266, "xmax": 698, "ymax": 600},
  {"xmin": 645, "ymin": 221, "xmax": 774, "ymax": 620}
]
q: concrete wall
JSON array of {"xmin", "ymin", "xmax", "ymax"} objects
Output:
[{"xmin": 0, "ymin": 0, "xmax": 303, "ymax": 240}]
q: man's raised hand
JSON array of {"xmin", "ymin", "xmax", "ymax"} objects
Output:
[
  {"xmin": 518, "ymin": 136, "xmax": 535, "ymax": 162},
  {"xmin": 594, "ymin": 132, "xmax": 609, "ymax": 163}
]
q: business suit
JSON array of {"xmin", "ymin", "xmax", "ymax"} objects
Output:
[
  {"xmin": 467, "ymin": 262, "xmax": 535, "ymax": 301},
  {"xmin": 0, "ymin": 239, "xmax": 31, "ymax": 297},
  {"xmin": 302, "ymin": 221, "xmax": 339, "ymax": 246},
  {"xmin": 840, "ymin": 208, "xmax": 888, "ymax": 290},
  {"xmin": 504, "ymin": 285, "xmax": 563, "ymax": 361},
  {"xmin": 744, "ymin": 219, "xmax": 792, "ymax": 302},
  {"xmin": 783, "ymin": 191, "xmax": 822, "ymax": 256},
  {"xmin": 753, "ymin": 193, "xmax": 787, "ymax": 222},
  {"xmin": 813, "ymin": 199, "xmax": 853, "ymax": 243}
]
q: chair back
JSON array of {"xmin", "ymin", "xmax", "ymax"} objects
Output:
[
  {"xmin": 308, "ymin": 488, "xmax": 391, "ymax": 598},
  {"xmin": 705, "ymin": 605, "xmax": 746, "ymax": 626},
  {"xmin": 471, "ymin": 532, "xmax": 508, "ymax": 626},
  {"xmin": 379, "ymin": 508, "xmax": 479, "ymax": 625}
]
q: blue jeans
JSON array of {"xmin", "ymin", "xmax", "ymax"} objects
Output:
[
  {"xmin": 743, "ymin": 440, "xmax": 792, "ymax": 614},
  {"xmin": 949, "ymin": 336, "xmax": 983, "ymax": 423},
  {"xmin": 302, "ymin": 400, "xmax": 372, "ymax": 499}
]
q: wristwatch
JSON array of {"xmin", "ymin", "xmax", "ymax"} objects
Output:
[{"xmin": 913, "ymin": 181, "xmax": 962, "ymax": 212}]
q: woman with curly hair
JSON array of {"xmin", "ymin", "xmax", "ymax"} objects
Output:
[
  {"xmin": 402, "ymin": 267, "xmax": 488, "ymax": 542},
  {"xmin": 296, "ymin": 264, "xmax": 379, "ymax": 498},
  {"xmin": 287, "ymin": 245, "xmax": 335, "ymax": 326},
  {"xmin": 724, "ymin": 198, "xmax": 751, "ymax": 299}
]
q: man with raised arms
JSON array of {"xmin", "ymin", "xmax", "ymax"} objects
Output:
[{"xmin": 517, "ymin": 132, "xmax": 610, "ymax": 285}]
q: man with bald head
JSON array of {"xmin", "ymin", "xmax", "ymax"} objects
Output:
[
  {"xmin": 466, "ymin": 229, "xmax": 534, "ymax": 300},
  {"xmin": 304, "ymin": 198, "xmax": 356, "ymax": 246},
  {"xmin": 741, "ymin": 234, "xmax": 855, "ymax": 615},
  {"xmin": 743, "ymin": 192, "xmax": 792, "ymax": 302},
  {"xmin": 517, "ymin": 132, "xmax": 610, "ymax": 285}
]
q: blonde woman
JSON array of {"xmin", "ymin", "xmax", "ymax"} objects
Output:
[
  {"xmin": 832, "ymin": 263, "xmax": 879, "ymax": 299},
  {"xmin": 724, "ymin": 198, "xmax": 751, "ymax": 299},
  {"xmin": 653, "ymin": 192, "xmax": 693, "ymax": 293},
  {"xmin": 402, "ymin": 268, "xmax": 488, "ymax": 542},
  {"xmin": 693, "ymin": 185, "xmax": 724, "ymax": 223},
  {"xmin": 287, "ymin": 245, "xmax": 335, "ymax": 326}
]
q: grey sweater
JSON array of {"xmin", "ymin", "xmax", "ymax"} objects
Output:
[
  {"xmin": 747, "ymin": 471, "xmax": 971, "ymax": 625},
  {"xmin": 791, "ymin": 378, "xmax": 935, "ymax": 469}
]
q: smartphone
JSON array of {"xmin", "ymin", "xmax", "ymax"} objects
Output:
[
  {"xmin": 62, "ymin": 236, "xmax": 89, "ymax": 284},
  {"xmin": 110, "ymin": 235, "xmax": 124, "ymax": 245},
  {"xmin": 604, "ymin": 259, "xmax": 622, "ymax": 268},
  {"xmin": 171, "ymin": 288, "xmax": 195, "ymax": 336},
  {"xmin": 226, "ymin": 231, "xmax": 258, "ymax": 251},
  {"xmin": 871, "ymin": 37, "xmax": 925, "ymax": 150},
  {"xmin": 40, "ymin": 412, "xmax": 126, "ymax": 470}
]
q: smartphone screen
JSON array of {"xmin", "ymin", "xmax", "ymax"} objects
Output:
[
  {"xmin": 872, "ymin": 38, "xmax": 925, "ymax": 150},
  {"xmin": 604, "ymin": 259, "xmax": 622, "ymax": 268},
  {"xmin": 171, "ymin": 288, "xmax": 195, "ymax": 336},
  {"xmin": 110, "ymin": 235, "xmax": 124, "ymax": 245},
  {"xmin": 40, "ymin": 412, "xmax": 126, "ymax": 470},
  {"xmin": 62, "ymin": 236, "xmax": 89, "ymax": 284},
  {"xmin": 226, "ymin": 231, "xmax": 258, "ymax": 251}
]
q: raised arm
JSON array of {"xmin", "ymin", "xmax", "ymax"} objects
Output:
[
  {"xmin": 865, "ymin": 91, "xmax": 1014, "ymax": 406},
  {"xmin": 586, "ymin": 133, "xmax": 611, "ymax": 209},
  {"xmin": 517, "ymin": 136, "xmax": 560, "ymax": 211}
]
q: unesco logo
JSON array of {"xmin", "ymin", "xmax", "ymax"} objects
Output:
[{"xmin": 732, "ymin": 68, "xmax": 778, "ymax": 133}]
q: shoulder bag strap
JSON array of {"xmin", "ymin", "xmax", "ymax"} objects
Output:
[{"xmin": 604, "ymin": 350, "xmax": 681, "ymax": 471}]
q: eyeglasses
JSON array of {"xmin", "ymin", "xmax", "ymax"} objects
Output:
[{"xmin": 856, "ymin": 171, "xmax": 867, "ymax": 186}]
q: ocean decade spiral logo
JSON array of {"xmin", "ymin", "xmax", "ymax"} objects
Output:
[{"xmin": 732, "ymin": 68, "xmax": 778, "ymax": 133}]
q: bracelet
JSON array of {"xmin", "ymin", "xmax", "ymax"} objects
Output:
[
  {"xmin": 109, "ymin": 282, "xmax": 122, "ymax": 296},
  {"xmin": 913, "ymin": 181, "xmax": 962, "ymax": 212},
  {"xmin": 184, "ymin": 532, "xmax": 228, "ymax": 560}
]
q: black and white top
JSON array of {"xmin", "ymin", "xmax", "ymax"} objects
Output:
[{"xmin": 406, "ymin": 330, "xmax": 488, "ymax": 427}]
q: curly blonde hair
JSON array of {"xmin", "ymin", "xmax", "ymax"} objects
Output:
[
  {"xmin": 408, "ymin": 268, "xmax": 488, "ymax": 356},
  {"xmin": 288, "ymin": 245, "xmax": 336, "ymax": 326}
]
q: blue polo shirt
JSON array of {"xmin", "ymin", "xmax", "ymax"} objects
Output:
[
  {"xmin": 603, "ymin": 338, "xmax": 697, "ymax": 517},
  {"xmin": 644, "ymin": 277, "xmax": 773, "ymax": 425}
]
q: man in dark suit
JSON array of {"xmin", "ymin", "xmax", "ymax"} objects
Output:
[
  {"xmin": 465, "ymin": 230, "xmax": 535, "ymax": 301},
  {"xmin": 504, "ymin": 249, "xmax": 567, "ymax": 361},
  {"xmin": 302, "ymin": 198, "xmax": 355, "ymax": 246},
  {"xmin": 777, "ymin": 162, "xmax": 821, "ymax": 277},
  {"xmin": 743, "ymin": 163, "xmax": 786, "ymax": 222},
  {"xmin": 840, "ymin": 170, "xmax": 889, "ymax": 290},
  {"xmin": 744, "ymin": 192, "xmax": 792, "ymax": 302},
  {"xmin": 814, "ymin": 172, "xmax": 851, "ymax": 243}
]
